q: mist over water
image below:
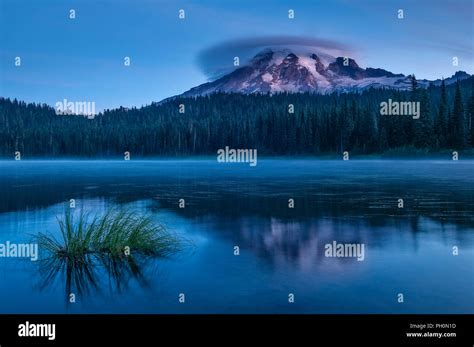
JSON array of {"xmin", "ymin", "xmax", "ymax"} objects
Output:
[{"xmin": 0, "ymin": 159, "xmax": 473, "ymax": 313}]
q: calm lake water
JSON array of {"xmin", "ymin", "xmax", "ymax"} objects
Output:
[{"xmin": 0, "ymin": 159, "xmax": 473, "ymax": 313}]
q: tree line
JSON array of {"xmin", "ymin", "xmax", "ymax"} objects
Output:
[{"xmin": 0, "ymin": 76, "xmax": 473, "ymax": 157}]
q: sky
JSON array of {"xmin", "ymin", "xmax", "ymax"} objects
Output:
[{"xmin": 0, "ymin": 0, "xmax": 473, "ymax": 111}]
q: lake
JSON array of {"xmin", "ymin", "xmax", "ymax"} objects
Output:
[{"xmin": 0, "ymin": 159, "xmax": 473, "ymax": 313}]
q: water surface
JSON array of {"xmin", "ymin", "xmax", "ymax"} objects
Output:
[{"xmin": 0, "ymin": 160, "xmax": 473, "ymax": 313}]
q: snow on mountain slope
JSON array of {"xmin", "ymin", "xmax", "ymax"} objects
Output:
[{"xmin": 180, "ymin": 49, "xmax": 471, "ymax": 97}]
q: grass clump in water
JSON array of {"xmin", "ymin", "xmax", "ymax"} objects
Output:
[{"xmin": 37, "ymin": 209, "xmax": 180, "ymax": 260}]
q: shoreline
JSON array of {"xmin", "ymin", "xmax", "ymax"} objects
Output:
[{"xmin": 1, "ymin": 154, "xmax": 474, "ymax": 161}]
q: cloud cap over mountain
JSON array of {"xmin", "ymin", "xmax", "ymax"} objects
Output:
[{"xmin": 197, "ymin": 36, "xmax": 354, "ymax": 81}]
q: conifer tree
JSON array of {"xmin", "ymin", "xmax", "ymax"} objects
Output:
[{"xmin": 450, "ymin": 82, "xmax": 466, "ymax": 148}]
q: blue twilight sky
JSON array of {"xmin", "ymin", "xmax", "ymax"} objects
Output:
[{"xmin": 0, "ymin": 0, "xmax": 473, "ymax": 111}]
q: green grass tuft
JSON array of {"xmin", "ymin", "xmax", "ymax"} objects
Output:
[{"xmin": 37, "ymin": 208, "xmax": 180, "ymax": 260}]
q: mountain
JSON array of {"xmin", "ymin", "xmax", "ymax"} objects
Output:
[{"xmin": 180, "ymin": 48, "xmax": 471, "ymax": 97}]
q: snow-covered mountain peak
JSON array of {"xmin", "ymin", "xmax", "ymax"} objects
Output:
[{"xmin": 180, "ymin": 49, "xmax": 471, "ymax": 97}]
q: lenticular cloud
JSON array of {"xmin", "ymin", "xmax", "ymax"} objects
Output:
[{"xmin": 197, "ymin": 36, "xmax": 354, "ymax": 80}]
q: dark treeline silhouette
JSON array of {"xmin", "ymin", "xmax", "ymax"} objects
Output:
[{"xmin": 1, "ymin": 76, "xmax": 473, "ymax": 157}]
